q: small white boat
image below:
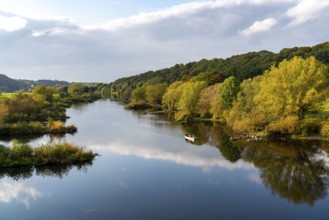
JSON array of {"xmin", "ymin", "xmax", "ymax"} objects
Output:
[{"xmin": 184, "ymin": 133, "xmax": 196, "ymax": 142}]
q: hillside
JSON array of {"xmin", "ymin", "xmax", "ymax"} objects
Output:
[
  {"xmin": 108, "ymin": 41, "xmax": 329, "ymax": 102},
  {"xmin": 0, "ymin": 74, "xmax": 69, "ymax": 92}
]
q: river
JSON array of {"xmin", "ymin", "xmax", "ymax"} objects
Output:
[{"xmin": 0, "ymin": 100, "xmax": 328, "ymax": 220}]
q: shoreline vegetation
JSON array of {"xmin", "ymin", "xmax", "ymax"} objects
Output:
[
  {"xmin": 0, "ymin": 83, "xmax": 105, "ymax": 167},
  {"xmin": 0, "ymin": 142, "xmax": 99, "ymax": 168},
  {"xmin": 0, "ymin": 83, "xmax": 105, "ymax": 136},
  {"xmin": 104, "ymin": 42, "xmax": 329, "ymax": 140}
]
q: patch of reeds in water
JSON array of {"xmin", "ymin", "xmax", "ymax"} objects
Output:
[{"xmin": 0, "ymin": 141, "xmax": 98, "ymax": 168}]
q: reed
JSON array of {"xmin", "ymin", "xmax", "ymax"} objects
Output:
[{"xmin": 0, "ymin": 142, "xmax": 98, "ymax": 168}]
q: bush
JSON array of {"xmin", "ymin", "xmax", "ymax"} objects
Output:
[
  {"xmin": 321, "ymin": 122, "xmax": 329, "ymax": 137},
  {"xmin": 268, "ymin": 116, "xmax": 299, "ymax": 134},
  {"xmin": 298, "ymin": 119, "xmax": 321, "ymax": 136}
]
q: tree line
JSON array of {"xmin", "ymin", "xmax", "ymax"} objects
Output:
[
  {"xmin": 0, "ymin": 83, "xmax": 104, "ymax": 135},
  {"xmin": 104, "ymin": 42, "xmax": 329, "ymax": 137}
]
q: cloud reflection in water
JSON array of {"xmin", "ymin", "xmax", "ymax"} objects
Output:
[{"xmin": 0, "ymin": 180, "xmax": 42, "ymax": 209}]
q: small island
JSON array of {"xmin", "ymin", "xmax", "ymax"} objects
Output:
[{"xmin": 0, "ymin": 142, "xmax": 98, "ymax": 168}]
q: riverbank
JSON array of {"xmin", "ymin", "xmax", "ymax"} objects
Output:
[{"xmin": 0, "ymin": 142, "xmax": 98, "ymax": 168}]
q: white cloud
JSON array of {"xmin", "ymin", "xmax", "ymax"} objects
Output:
[
  {"xmin": 286, "ymin": 0, "xmax": 329, "ymax": 25},
  {"xmin": 0, "ymin": 15, "xmax": 26, "ymax": 31},
  {"xmin": 241, "ymin": 18, "xmax": 278, "ymax": 36},
  {"xmin": 0, "ymin": 181, "xmax": 42, "ymax": 209},
  {"xmin": 83, "ymin": 0, "xmax": 285, "ymax": 31},
  {"xmin": 0, "ymin": 0, "xmax": 328, "ymax": 82}
]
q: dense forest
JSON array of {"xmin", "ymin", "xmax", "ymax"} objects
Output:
[{"xmin": 104, "ymin": 41, "xmax": 329, "ymax": 138}]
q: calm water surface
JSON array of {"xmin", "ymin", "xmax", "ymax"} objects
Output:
[{"xmin": 0, "ymin": 100, "xmax": 329, "ymax": 220}]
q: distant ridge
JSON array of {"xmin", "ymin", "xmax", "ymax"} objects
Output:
[
  {"xmin": 0, "ymin": 74, "xmax": 69, "ymax": 92},
  {"xmin": 112, "ymin": 41, "xmax": 329, "ymax": 86}
]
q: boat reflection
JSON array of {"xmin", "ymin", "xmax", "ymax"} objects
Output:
[{"xmin": 177, "ymin": 120, "xmax": 329, "ymax": 206}]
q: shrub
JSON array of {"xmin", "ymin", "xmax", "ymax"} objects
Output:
[
  {"xmin": 268, "ymin": 116, "xmax": 299, "ymax": 134},
  {"xmin": 321, "ymin": 122, "xmax": 329, "ymax": 137},
  {"xmin": 298, "ymin": 119, "xmax": 321, "ymax": 136}
]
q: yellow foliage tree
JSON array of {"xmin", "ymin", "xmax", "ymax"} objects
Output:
[{"xmin": 254, "ymin": 56, "xmax": 329, "ymax": 121}]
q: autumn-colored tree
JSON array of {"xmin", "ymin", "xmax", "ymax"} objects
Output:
[
  {"xmin": 177, "ymin": 81, "xmax": 207, "ymax": 114},
  {"xmin": 227, "ymin": 56, "xmax": 329, "ymax": 133},
  {"xmin": 226, "ymin": 76, "xmax": 263, "ymax": 132},
  {"xmin": 145, "ymin": 83, "xmax": 167, "ymax": 105},
  {"xmin": 197, "ymin": 84, "xmax": 220, "ymax": 118},
  {"xmin": 162, "ymin": 81, "xmax": 184, "ymax": 111},
  {"xmin": 255, "ymin": 56, "xmax": 329, "ymax": 120}
]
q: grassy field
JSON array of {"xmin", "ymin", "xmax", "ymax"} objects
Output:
[{"xmin": 0, "ymin": 93, "xmax": 17, "ymax": 98}]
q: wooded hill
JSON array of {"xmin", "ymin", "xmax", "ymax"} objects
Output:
[
  {"xmin": 105, "ymin": 41, "xmax": 329, "ymax": 137},
  {"xmin": 0, "ymin": 74, "xmax": 69, "ymax": 92},
  {"xmin": 107, "ymin": 41, "xmax": 329, "ymax": 102}
]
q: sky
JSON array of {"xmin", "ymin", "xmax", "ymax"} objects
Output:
[{"xmin": 0, "ymin": 0, "xmax": 328, "ymax": 82}]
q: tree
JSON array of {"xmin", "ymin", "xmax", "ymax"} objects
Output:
[
  {"xmin": 254, "ymin": 56, "xmax": 329, "ymax": 121},
  {"xmin": 132, "ymin": 86, "xmax": 146, "ymax": 102},
  {"xmin": 32, "ymin": 85, "xmax": 56, "ymax": 102},
  {"xmin": 227, "ymin": 56, "xmax": 329, "ymax": 133},
  {"xmin": 0, "ymin": 102, "xmax": 8, "ymax": 125},
  {"xmin": 178, "ymin": 81, "xmax": 207, "ymax": 114},
  {"xmin": 226, "ymin": 76, "xmax": 264, "ymax": 132},
  {"xmin": 218, "ymin": 76, "xmax": 240, "ymax": 109},
  {"xmin": 68, "ymin": 83, "xmax": 88, "ymax": 97},
  {"xmin": 162, "ymin": 81, "xmax": 184, "ymax": 111},
  {"xmin": 197, "ymin": 84, "xmax": 220, "ymax": 118},
  {"xmin": 145, "ymin": 83, "xmax": 167, "ymax": 105}
]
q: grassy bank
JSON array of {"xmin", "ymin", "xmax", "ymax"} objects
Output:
[{"xmin": 0, "ymin": 142, "xmax": 98, "ymax": 168}]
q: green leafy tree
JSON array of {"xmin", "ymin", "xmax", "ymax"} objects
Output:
[
  {"xmin": 178, "ymin": 81, "xmax": 207, "ymax": 114},
  {"xmin": 131, "ymin": 86, "xmax": 146, "ymax": 102},
  {"xmin": 145, "ymin": 83, "xmax": 167, "ymax": 105},
  {"xmin": 32, "ymin": 85, "xmax": 56, "ymax": 102},
  {"xmin": 162, "ymin": 81, "xmax": 184, "ymax": 111},
  {"xmin": 226, "ymin": 76, "xmax": 263, "ymax": 132},
  {"xmin": 219, "ymin": 76, "xmax": 240, "ymax": 109},
  {"xmin": 255, "ymin": 56, "xmax": 329, "ymax": 121},
  {"xmin": 0, "ymin": 102, "xmax": 8, "ymax": 125},
  {"xmin": 68, "ymin": 83, "xmax": 88, "ymax": 97}
]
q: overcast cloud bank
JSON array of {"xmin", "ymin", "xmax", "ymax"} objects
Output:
[{"xmin": 0, "ymin": 0, "xmax": 328, "ymax": 82}]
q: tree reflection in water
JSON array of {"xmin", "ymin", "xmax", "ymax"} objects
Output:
[
  {"xmin": 238, "ymin": 140, "xmax": 329, "ymax": 206},
  {"xmin": 179, "ymin": 121, "xmax": 329, "ymax": 206},
  {"xmin": 0, "ymin": 163, "xmax": 93, "ymax": 181}
]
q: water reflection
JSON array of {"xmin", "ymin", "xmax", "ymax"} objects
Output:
[
  {"xmin": 236, "ymin": 140, "xmax": 329, "ymax": 205},
  {"xmin": 146, "ymin": 116, "xmax": 329, "ymax": 205},
  {"xmin": 0, "ymin": 163, "xmax": 93, "ymax": 181},
  {"xmin": 0, "ymin": 180, "xmax": 42, "ymax": 209}
]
